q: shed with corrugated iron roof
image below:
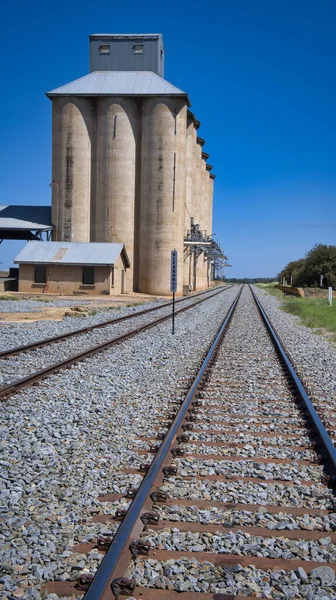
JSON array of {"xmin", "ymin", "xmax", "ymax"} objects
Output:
[{"xmin": 14, "ymin": 241, "xmax": 130, "ymax": 296}]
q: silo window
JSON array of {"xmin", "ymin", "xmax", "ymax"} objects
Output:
[
  {"xmin": 99, "ymin": 44, "xmax": 110, "ymax": 55},
  {"xmin": 82, "ymin": 267, "xmax": 95, "ymax": 285},
  {"xmin": 133, "ymin": 44, "xmax": 144, "ymax": 54}
]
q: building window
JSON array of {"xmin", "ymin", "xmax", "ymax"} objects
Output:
[
  {"xmin": 111, "ymin": 266, "xmax": 114, "ymax": 287},
  {"xmin": 34, "ymin": 265, "xmax": 46, "ymax": 284},
  {"xmin": 82, "ymin": 266, "xmax": 95, "ymax": 285},
  {"xmin": 99, "ymin": 44, "xmax": 110, "ymax": 55},
  {"xmin": 133, "ymin": 44, "xmax": 144, "ymax": 54}
]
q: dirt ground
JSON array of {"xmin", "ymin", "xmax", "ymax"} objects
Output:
[
  {"xmin": 0, "ymin": 292, "xmax": 165, "ymax": 322},
  {"xmin": 303, "ymin": 287, "xmax": 336, "ymax": 298}
]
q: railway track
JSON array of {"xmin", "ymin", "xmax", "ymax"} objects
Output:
[
  {"xmin": 0, "ymin": 287, "xmax": 232, "ymax": 360},
  {"xmin": 0, "ymin": 285, "xmax": 232, "ymax": 401},
  {"xmin": 43, "ymin": 284, "xmax": 336, "ymax": 600}
]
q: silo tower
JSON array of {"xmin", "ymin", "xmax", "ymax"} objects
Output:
[{"xmin": 47, "ymin": 33, "xmax": 217, "ymax": 295}]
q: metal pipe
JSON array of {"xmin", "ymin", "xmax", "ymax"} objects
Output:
[{"xmin": 49, "ymin": 181, "xmax": 59, "ymax": 240}]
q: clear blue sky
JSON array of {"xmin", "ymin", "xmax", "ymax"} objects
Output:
[{"xmin": 0, "ymin": 0, "xmax": 335, "ymax": 277}]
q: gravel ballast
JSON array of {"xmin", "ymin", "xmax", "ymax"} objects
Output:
[
  {"xmin": 157, "ymin": 504, "xmax": 336, "ymax": 531},
  {"xmin": 127, "ymin": 557, "xmax": 336, "ymax": 597},
  {"xmin": 0, "ymin": 286, "xmax": 238, "ymax": 598},
  {"xmin": 0, "ymin": 298, "xmax": 165, "ymax": 350},
  {"xmin": 2, "ymin": 284, "xmax": 335, "ymax": 599},
  {"xmin": 252, "ymin": 285, "xmax": 336, "ymax": 442},
  {"xmin": 143, "ymin": 527, "xmax": 336, "ymax": 562}
]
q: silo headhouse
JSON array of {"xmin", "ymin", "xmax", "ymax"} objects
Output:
[{"xmin": 47, "ymin": 34, "xmax": 222, "ymax": 295}]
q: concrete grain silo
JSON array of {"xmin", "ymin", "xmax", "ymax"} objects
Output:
[
  {"xmin": 51, "ymin": 97, "xmax": 93, "ymax": 242},
  {"xmin": 138, "ymin": 97, "xmax": 187, "ymax": 295},
  {"xmin": 47, "ymin": 33, "xmax": 221, "ymax": 295},
  {"xmin": 93, "ymin": 97, "xmax": 139, "ymax": 290}
]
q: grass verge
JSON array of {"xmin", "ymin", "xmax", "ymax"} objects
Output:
[
  {"xmin": 0, "ymin": 295, "xmax": 19, "ymax": 301},
  {"xmin": 254, "ymin": 283, "xmax": 283, "ymax": 298},
  {"xmin": 258, "ymin": 285, "xmax": 336, "ymax": 342},
  {"xmin": 282, "ymin": 298, "xmax": 336, "ymax": 335}
]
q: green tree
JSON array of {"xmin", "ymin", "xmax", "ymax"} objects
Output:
[
  {"xmin": 303, "ymin": 244, "xmax": 336, "ymax": 288},
  {"xmin": 278, "ymin": 259, "xmax": 305, "ymax": 285},
  {"xmin": 278, "ymin": 244, "xmax": 336, "ymax": 288}
]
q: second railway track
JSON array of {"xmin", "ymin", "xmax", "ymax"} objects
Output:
[
  {"xmin": 0, "ymin": 285, "xmax": 232, "ymax": 400},
  {"xmin": 41, "ymin": 284, "xmax": 336, "ymax": 600}
]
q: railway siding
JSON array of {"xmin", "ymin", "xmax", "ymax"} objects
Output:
[{"xmin": 0, "ymin": 287, "xmax": 228, "ymax": 388}]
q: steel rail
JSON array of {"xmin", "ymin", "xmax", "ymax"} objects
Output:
[
  {"xmin": 0, "ymin": 286, "xmax": 232, "ymax": 359},
  {"xmin": 250, "ymin": 285, "xmax": 336, "ymax": 475},
  {"xmin": 83, "ymin": 286, "xmax": 243, "ymax": 600},
  {"xmin": 0, "ymin": 285, "xmax": 234, "ymax": 401}
]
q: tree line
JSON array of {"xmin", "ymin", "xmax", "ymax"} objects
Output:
[
  {"xmin": 278, "ymin": 244, "xmax": 336, "ymax": 288},
  {"xmin": 222, "ymin": 277, "xmax": 275, "ymax": 284}
]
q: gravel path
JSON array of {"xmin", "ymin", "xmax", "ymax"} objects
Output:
[
  {"xmin": 0, "ymin": 286, "xmax": 238, "ymax": 599},
  {"xmin": 0, "ymin": 298, "xmax": 165, "ymax": 351},
  {"xmin": 0, "ymin": 298, "xmax": 103, "ymax": 313}
]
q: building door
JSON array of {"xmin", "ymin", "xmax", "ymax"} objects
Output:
[{"xmin": 121, "ymin": 270, "xmax": 125, "ymax": 294}]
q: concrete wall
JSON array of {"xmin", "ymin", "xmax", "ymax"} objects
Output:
[
  {"xmin": 92, "ymin": 97, "xmax": 139, "ymax": 291},
  {"xmin": 52, "ymin": 97, "xmax": 93, "ymax": 242},
  {"xmin": 138, "ymin": 97, "xmax": 187, "ymax": 295},
  {"xmin": 50, "ymin": 94, "xmax": 214, "ymax": 296},
  {"xmin": 18, "ymin": 256, "xmax": 127, "ymax": 296}
]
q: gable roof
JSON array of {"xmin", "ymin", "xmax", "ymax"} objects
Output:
[
  {"xmin": 46, "ymin": 70, "xmax": 190, "ymax": 105},
  {"xmin": 14, "ymin": 241, "xmax": 130, "ymax": 268}
]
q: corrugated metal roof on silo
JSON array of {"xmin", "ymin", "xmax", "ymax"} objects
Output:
[{"xmin": 46, "ymin": 71, "xmax": 190, "ymax": 105}]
